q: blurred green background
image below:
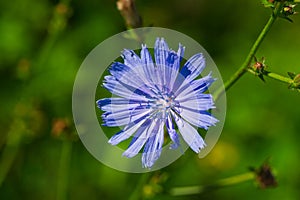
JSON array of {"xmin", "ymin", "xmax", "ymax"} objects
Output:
[{"xmin": 0, "ymin": 0, "xmax": 300, "ymax": 199}]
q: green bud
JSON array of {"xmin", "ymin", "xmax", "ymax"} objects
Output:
[
  {"xmin": 280, "ymin": 3, "xmax": 297, "ymax": 21},
  {"xmin": 288, "ymin": 72, "xmax": 300, "ymax": 90},
  {"xmin": 293, "ymin": 74, "xmax": 300, "ymax": 87},
  {"xmin": 252, "ymin": 57, "xmax": 267, "ymax": 82},
  {"xmin": 283, "ymin": 4, "xmax": 297, "ymax": 15}
]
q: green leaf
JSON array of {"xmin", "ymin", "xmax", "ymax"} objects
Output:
[
  {"xmin": 281, "ymin": 16, "xmax": 294, "ymax": 22},
  {"xmin": 287, "ymin": 72, "xmax": 296, "ymax": 79},
  {"xmin": 258, "ymin": 74, "xmax": 266, "ymax": 82}
]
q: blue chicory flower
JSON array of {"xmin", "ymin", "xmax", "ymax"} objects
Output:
[{"xmin": 97, "ymin": 38, "xmax": 218, "ymax": 168}]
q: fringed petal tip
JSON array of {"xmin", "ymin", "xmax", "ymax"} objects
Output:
[
  {"xmin": 142, "ymin": 148, "xmax": 163, "ymax": 169},
  {"xmin": 170, "ymin": 142, "xmax": 179, "ymax": 150},
  {"xmin": 191, "ymin": 140, "xmax": 206, "ymax": 154},
  {"xmin": 96, "ymin": 99, "xmax": 108, "ymax": 109}
]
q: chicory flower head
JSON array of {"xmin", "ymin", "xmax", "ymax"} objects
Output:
[{"xmin": 97, "ymin": 38, "xmax": 218, "ymax": 168}]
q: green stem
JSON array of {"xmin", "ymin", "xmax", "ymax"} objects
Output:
[
  {"xmin": 247, "ymin": 68, "xmax": 293, "ymax": 84},
  {"xmin": 36, "ymin": 0, "xmax": 71, "ymax": 69},
  {"xmin": 0, "ymin": 119, "xmax": 24, "ymax": 187},
  {"xmin": 128, "ymin": 173, "xmax": 152, "ymax": 200},
  {"xmin": 0, "ymin": 139, "xmax": 21, "ymax": 187},
  {"xmin": 214, "ymin": 2, "xmax": 284, "ymax": 100},
  {"xmin": 56, "ymin": 141, "xmax": 73, "ymax": 200},
  {"xmin": 170, "ymin": 172, "xmax": 255, "ymax": 196}
]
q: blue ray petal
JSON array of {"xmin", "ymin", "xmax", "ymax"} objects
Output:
[
  {"xmin": 154, "ymin": 38, "xmax": 169, "ymax": 67},
  {"xmin": 97, "ymin": 98, "xmax": 154, "ymax": 127},
  {"xmin": 155, "ymin": 38, "xmax": 169, "ymax": 87},
  {"xmin": 179, "ymin": 107, "xmax": 218, "ymax": 130},
  {"xmin": 179, "ymin": 94, "xmax": 215, "ymax": 111},
  {"xmin": 102, "ymin": 108, "xmax": 153, "ymax": 127},
  {"xmin": 166, "ymin": 114, "xmax": 180, "ymax": 149},
  {"xmin": 122, "ymin": 49, "xmax": 160, "ymax": 92},
  {"xmin": 97, "ymin": 98, "xmax": 150, "ymax": 109},
  {"xmin": 140, "ymin": 45, "xmax": 163, "ymax": 91},
  {"xmin": 175, "ymin": 73, "xmax": 215, "ymax": 98},
  {"xmin": 180, "ymin": 53, "xmax": 205, "ymax": 81},
  {"xmin": 109, "ymin": 62, "xmax": 156, "ymax": 98},
  {"xmin": 167, "ymin": 44, "xmax": 185, "ymax": 92},
  {"xmin": 103, "ymin": 75, "xmax": 151, "ymax": 101},
  {"xmin": 108, "ymin": 116, "xmax": 150, "ymax": 145},
  {"xmin": 122, "ymin": 49, "xmax": 141, "ymax": 69},
  {"xmin": 122, "ymin": 119, "xmax": 158, "ymax": 158},
  {"xmin": 171, "ymin": 111, "xmax": 206, "ymax": 153},
  {"xmin": 142, "ymin": 120, "xmax": 165, "ymax": 168}
]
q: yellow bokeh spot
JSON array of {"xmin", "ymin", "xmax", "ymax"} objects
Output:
[{"xmin": 201, "ymin": 141, "xmax": 239, "ymax": 171}]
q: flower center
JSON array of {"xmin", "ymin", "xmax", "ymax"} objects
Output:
[
  {"xmin": 153, "ymin": 92, "xmax": 178, "ymax": 113},
  {"xmin": 150, "ymin": 92, "xmax": 180, "ymax": 119},
  {"xmin": 157, "ymin": 97, "xmax": 173, "ymax": 109}
]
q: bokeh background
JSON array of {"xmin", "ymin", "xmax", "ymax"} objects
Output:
[{"xmin": 1, "ymin": 0, "xmax": 300, "ymax": 199}]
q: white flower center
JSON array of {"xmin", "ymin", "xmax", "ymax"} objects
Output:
[
  {"xmin": 153, "ymin": 94, "xmax": 179, "ymax": 116},
  {"xmin": 157, "ymin": 97, "xmax": 172, "ymax": 109}
]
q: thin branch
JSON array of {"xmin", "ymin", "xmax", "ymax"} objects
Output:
[
  {"xmin": 247, "ymin": 68, "xmax": 293, "ymax": 85},
  {"xmin": 117, "ymin": 0, "xmax": 142, "ymax": 28},
  {"xmin": 57, "ymin": 141, "xmax": 73, "ymax": 200},
  {"xmin": 128, "ymin": 173, "xmax": 152, "ymax": 200},
  {"xmin": 214, "ymin": 1, "xmax": 285, "ymax": 100},
  {"xmin": 170, "ymin": 172, "xmax": 254, "ymax": 196}
]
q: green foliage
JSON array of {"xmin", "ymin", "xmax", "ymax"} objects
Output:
[{"xmin": 0, "ymin": 0, "xmax": 300, "ymax": 200}]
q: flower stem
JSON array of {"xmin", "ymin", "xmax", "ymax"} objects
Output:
[
  {"xmin": 56, "ymin": 141, "xmax": 73, "ymax": 200},
  {"xmin": 214, "ymin": 2, "xmax": 284, "ymax": 100},
  {"xmin": 0, "ymin": 139, "xmax": 20, "ymax": 187},
  {"xmin": 0, "ymin": 117, "xmax": 25, "ymax": 187},
  {"xmin": 247, "ymin": 68, "xmax": 293, "ymax": 85},
  {"xmin": 36, "ymin": 0, "xmax": 71, "ymax": 68},
  {"xmin": 170, "ymin": 172, "xmax": 255, "ymax": 196},
  {"xmin": 128, "ymin": 173, "xmax": 152, "ymax": 200},
  {"xmin": 117, "ymin": 0, "xmax": 142, "ymax": 29}
]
